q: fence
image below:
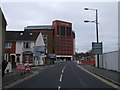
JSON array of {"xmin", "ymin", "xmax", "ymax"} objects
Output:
[{"xmin": 99, "ymin": 50, "xmax": 120, "ymax": 72}]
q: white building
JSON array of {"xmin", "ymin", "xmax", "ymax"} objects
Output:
[{"xmin": 33, "ymin": 33, "xmax": 45, "ymax": 66}]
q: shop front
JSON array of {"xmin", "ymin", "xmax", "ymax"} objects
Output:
[{"xmin": 23, "ymin": 51, "xmax": 33, "ymax": 66}]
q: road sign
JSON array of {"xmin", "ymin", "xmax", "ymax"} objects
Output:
[
  {"xmin": 25, "ymin": 64, "xmax": 31, "ymax": 71},
  {"xmin": 92, "ymin": 42, "xmax": 103, "ymax": 54},
  {"xmin": 16, "ymin": 65, "xmax": 25, "ymax": 69}
]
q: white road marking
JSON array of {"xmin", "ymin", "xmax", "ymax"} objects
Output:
[
  {"xmin": 62, "ymin": 64, "xmax": 67, "ymax": 72},
  {"xmin": 62, "ymin": 69, "xmax": 64, "ymax": 73},
  {"xmin": 59, "ymin": 74, "xmax": 63, "ymax": 82},
  {"xmin": 58, "ymin": 86, "xmax": 61, "ymax": 90}
]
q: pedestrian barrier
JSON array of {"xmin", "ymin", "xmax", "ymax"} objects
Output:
[{"xmin": 79, "ymin": 55, "xmax": 96, "ymax": 66}]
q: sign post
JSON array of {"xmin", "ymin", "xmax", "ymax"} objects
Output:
[{"xmin": 92, "ymin": 42, "xmax": 103, "ymax": 68}]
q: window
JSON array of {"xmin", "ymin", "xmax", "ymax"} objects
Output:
[
  {"xmin": 60, "ymin": 26, "xmax": 65, "ymax": 36},
  {"xmin": 5, "ymin": 42, "xmax": 12, "ymax": 48},
  {"xmin": 16, "ymin": 56, "xmax": 20, "ymax": 62},
  {"xmin": 25, "ymin": 56, "xmax": 29, "ymax": 62},
  {"xmin": 57, "ymin": 26, "xmax": 59, "ymax": 35},
  {"xmin": 30, "ymin": 56, "xmax": 33, "ymax": 62},
  {"xmin": 67, "ymin": 27, "xmax": 71, "ymax": 36},
  {"xmin": 23, "ymin": 42, "xmax": 31, "ymax": 48},
  {"xmin": 23, "ymin": 55, "xmax": 32, "ymax": 63},
  {"xmin": 43, "ymin": 35, "xmax": 47, "ymax": 38},
  {"xmin": 4, "ymin": 53, "xmax": 8, "ymax": 62}
]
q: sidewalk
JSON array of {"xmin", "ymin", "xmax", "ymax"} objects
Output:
[
  {"xmin": 3, "ymin": 67, "xmax": 35, "ymax": 87},
  {"xmin": 2, "ymin": 62, "xmax": 59, "ymax": 87},
  {"xmin": 80, "ymin": 64, "xmax": 120, "ymax": 86}
]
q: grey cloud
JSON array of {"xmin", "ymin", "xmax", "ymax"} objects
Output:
[{"xmin": 1, "ymin": 2, "xmax": 118, "ymax": 53}]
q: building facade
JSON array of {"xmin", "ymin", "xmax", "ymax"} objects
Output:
[
  {"xmin": 5, "ymin": 31, "xmax": 22, "ymax": 72},
  {"xmin": 5, "ymin": 31, "xmax": 45, "ymax": 72},
  {"xmin": 25, "ymin": 20, "xmax": 75, "ymax": 60},
  {"xmin": 33, "ymin": 33, "xmax": 45, "ymax": 66},
  {"xmin": 52, "ymin": 20, "xmax": 74, "ymax": 60},
  {"xmin": 0, "ymin": 8, "xmax": 7, "ymax": 65},
  {"xmin": 0, "ymin": 7, "xmax": 7, "ymax": 89},
  {"xmin": 25, "ymin": 25, "xmax": 54, "ymax": 56}
]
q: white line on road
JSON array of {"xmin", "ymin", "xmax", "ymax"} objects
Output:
[
  {"xmin": 62, "ymin": 69, "xmax": 64, "ymax": 73},
  {"xmin": 58, "ymin": 86, "xmax": 61, "ymax": 90},
  {"xmin": 62, "ymin": 64, "xmax": 67, "ymax": 73},
  {"xmin": 59, "ymin": 74, "xmax": 63, "ymax": 82}
]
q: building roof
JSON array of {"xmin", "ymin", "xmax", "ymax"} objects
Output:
[
  {"xmin": 24, "ymin": 25, "xmax": 54, "ymax": 30},
  {"xmin": 6, "ymin": 31, "xmax": 40, "ymax": 41},
  {"xmin": 36, "ymin": 33, "xmax": 45, "ymax": 46},
  {"xmin": 0, "ymin": 7, "xmax": 7, "ymax": 26},
  {"xmin": 53, "ymin": 20, "xmax": 72, "ymax": 24},
  {"xmin": 6, "ymin": 31, "xmax": 23, "ymax": 41}
]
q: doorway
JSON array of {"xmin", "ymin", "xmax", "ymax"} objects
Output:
[{"xmin": 11, "ymin": 55, "xmax": 16, "ymax": 68}]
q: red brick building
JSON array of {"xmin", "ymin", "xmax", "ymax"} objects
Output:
[
  {"xmin": 25, "ymin": 20, "xmax": 75, "ymax": 60},
  {"xmin": 52, "ymin": 20, "xmax": 75, "ymax": 60}
]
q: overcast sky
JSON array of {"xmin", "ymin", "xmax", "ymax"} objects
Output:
[{"xmin": 0, "ymin": 0, "xmax": 119, "ymax": 53}]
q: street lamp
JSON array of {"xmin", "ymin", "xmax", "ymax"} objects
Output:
[
  {"xmin": 84, "ymin": 7, "xmax": 100, "ymax": 68},
  {"xmin": 84, "ymin": 20, "xmax": 97, "ymax": 23}
]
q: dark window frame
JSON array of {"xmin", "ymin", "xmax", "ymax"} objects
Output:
[{"xmin": 60, "ymin": 26, "xmax": 65, "ymax": 36}]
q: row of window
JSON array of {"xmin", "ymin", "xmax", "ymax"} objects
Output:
[
  {"xmin": 57, "ymin": 53, "xmax": 72, "ymax": 55},
  {"xmin": 5, "ymin": 42, "xmax": 46, "ymax": 49},
  {"xmin": 57, "ymin": 46, "xmax": 72, "ymax": 48},
  {"xmin": 57, "ymin": 43, "xmax": 72, "ymax": 45},
  {"xmin": 5, "ymin": 42, "xmax": 31, "ymax": 49},
  {"xmin": 57, "ymin": 36, "xmax": 72, "ymax": 39},
  {"xmin": 57, "ymin": 49, "xmax": 72, "ymax": 51},
  {"xmin": 16, "ymin": 55, "xmax": 33, "ymax": 63},
  {"xmin": 57, "ymin": 26, "xmax": 71, "ymax": 36},
  {"xmin": 58, "ymin": 39, "xmax": 72, "ymax": 42}
]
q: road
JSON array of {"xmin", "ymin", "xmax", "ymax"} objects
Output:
[{"xmin": 8, "ymin": 61, "xmax": 114, "ymax": 89}]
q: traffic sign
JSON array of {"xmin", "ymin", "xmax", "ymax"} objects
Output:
[
  {"xmin": 16, "ymin": 65, "xmax": 25, "ymax": 69},
  {"xmin": 92, "ymin": 42, "xmax": 103, "ymax": 54},
  {"xmin": 25, "ymin": 64, "xmax": 31, "ymax": 71}
]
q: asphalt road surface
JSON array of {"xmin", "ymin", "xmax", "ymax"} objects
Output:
[{"xmin": 7, "ymin": 61, "xmax": 114, "ymax": 89}]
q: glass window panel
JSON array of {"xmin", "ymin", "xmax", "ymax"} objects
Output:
[
  {"xmin": 57, "ymin": 26, "xmax": 59, "ymax": 35},
  {"xmin": 60, "ymin": 26, "xmax": 65, "ymax": 36},
  {"xmin": 67, "ymin": 27, "xmax": 71, "ymax": 36}
]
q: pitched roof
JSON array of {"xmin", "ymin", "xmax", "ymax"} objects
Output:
[
  {"xmin": 36, "ymin": 33, "xmax": 45, "ymax": 46},
  {"xmin": 6, "ymin": 31, "xmax": 40, "ymax": 41},
  {"xmin": 6, "ymin": 31, "xmax": 23, "ymax": 41},
  {"xmin": 0, "ymin": 7, "xmax": 7, "ymax": 25}
]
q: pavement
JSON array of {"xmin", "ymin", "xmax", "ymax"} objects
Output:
[
  {"xmin": 2, "ymin": 61, "xmax": 60, "ymax": 88},
  {"xmin": 79, "ymin": 64, "xmax": 120, "ymax": 86},
  {"xmin": 5, "ymin": 61, "xmax": 118, "ymax": 89}
]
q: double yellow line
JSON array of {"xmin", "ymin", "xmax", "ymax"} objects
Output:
[{"xmin": 78, "ymin": 65, "xmax": 120, "ymax": 89}]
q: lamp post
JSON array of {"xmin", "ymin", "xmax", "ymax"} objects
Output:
[{"xmin": 84, "ymin": 7, "xmax": 99, "ymax": 68}]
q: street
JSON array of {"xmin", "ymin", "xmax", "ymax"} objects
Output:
[{"xmin": 6, "ymin": 61, "xmax": 115, "ymax": 89}]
